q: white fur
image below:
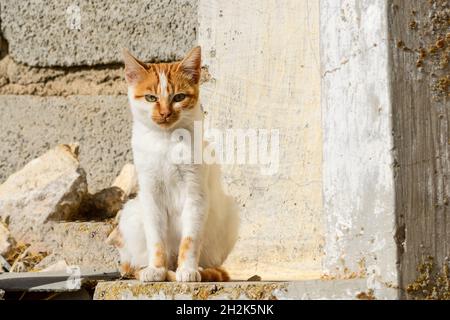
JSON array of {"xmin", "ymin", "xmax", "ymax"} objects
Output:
[
  {"xmin": 158, "ymin": 72, "xmax": 168, "ymax": 98},
  {"xmin": 117, "ymin": 86, "xmax": 239, "ymax": 282}
]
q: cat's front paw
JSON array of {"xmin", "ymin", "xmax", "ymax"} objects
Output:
[
  {"xmin": 138, "ymin": 266, "xmax": 167, "ymax": 282},
  {"xmin": 176, "ymin": 267, "xmax": 201, "ymax": 282}
]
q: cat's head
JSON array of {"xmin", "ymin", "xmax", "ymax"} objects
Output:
[{"xmin": 123, "ymin": 46, "xmax": 201, "ymax": 129}]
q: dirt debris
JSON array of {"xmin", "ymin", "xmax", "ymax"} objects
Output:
[
  {"xmin": 400, "ymin": 0, "xmax": 450, "ymax": 99},
  {"xmin": 356, "ymin": 289, "xmax": 376, "ymax": 300},
  {"xmin": 247, "ymin": 275, "xmax": 262, "ymax": 281},
  {"xmin": 406, "ymin": 256, "xmax": 450, "ymax": 300},
  {"xmin": 4, "ymin": 243, "xmax": 47, "ymax": 272}
]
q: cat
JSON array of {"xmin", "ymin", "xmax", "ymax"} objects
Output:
[{"xmin": 107, "ymin": 46, "xmax": 239, "ymax": 282}]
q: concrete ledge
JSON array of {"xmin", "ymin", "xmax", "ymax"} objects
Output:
[{"xmin": 93, "ymin": 279, "xmax": 376, "ymax": 300}]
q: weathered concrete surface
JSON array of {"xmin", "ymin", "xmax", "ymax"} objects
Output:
[
  {"xmin": 93, "ymin": 279, "xmax": 387, "ymax": 300},
  {"xmin": 198, "ymin": 0, "xmax": 323, "ymax": 281},
  {"xmin": 0, "ymin": 95, "xmax": 132, "ymax": 192},
  {"xmin": 388, "ymin": 0, "xmax": 450, "ymax": 299},
  {"xmin": 0, "ymin": 144, "xmax": 87, "ymax": 243},
  {"xmin": 0, "ymin": 0, "xmax": 198, "ymax": 67},
  {"xmin": 35, "ymin": 221, "xmax": 119, "ymax": 271},
  {"xmin": 321, "ymin": 0, "xmax": 398, "ymax": 298}
]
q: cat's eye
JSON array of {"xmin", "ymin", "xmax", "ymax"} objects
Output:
[
  {"xmin": 173, "ymin": 93, "xmax": 186, "ymax": 103},
  {"xmin": 145, "ymin": 95, "xmax": 157, "ymax": 102}
]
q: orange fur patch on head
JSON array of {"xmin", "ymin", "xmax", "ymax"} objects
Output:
[
  {"xmin": 177, "ymin": 236, "xmax": 194, "ymax": 266},
  {"xmin": 154, "ymin": 243, "xmax": 166, "ymax": 268},
  {"xmin": 124, "ymin": 47, "xmax": 202, "ymax": 128}
]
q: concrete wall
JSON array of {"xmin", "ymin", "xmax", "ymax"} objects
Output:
[
  {"xmin": 321, "ymin": 0, "xmax": 398, "ymax": 298},
  {"xmin": 199, "ymin": 0, "xmax": 323, "ymax": 281}
]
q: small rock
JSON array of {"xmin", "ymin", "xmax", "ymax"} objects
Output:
[
  {"xmin": 247, "ymin": 275, "xmax": 262, "ymax": 282},
  {"xmin": 0, "ymin": 289, "xmax": 4, "ymax": 300},
  {"xmin": 39, "ymin": 259, "xmax": 68, "ymax": 272},
  {"xmin": 0, "ymin": 144, "xmax": 88, "ymax": 243},
  {"xmin": 0, "ymin": 221, "xmax": 14, "ymax": 256},
  {"xmin": 112, "ymin": 163, "xmax": 138, "ymax": 200}
]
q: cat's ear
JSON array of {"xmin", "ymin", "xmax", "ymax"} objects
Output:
[
  {"xmin": 178, "ymin": 46, "xmax": 201, "ymax": 83},
  {"xmin": 122, "ymin": 49, "xmax": 148, "ymax": 85}
]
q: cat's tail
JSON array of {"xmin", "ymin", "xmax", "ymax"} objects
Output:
[
  {"xmin": 166, "ymin": 267, "xmax": 230, "ymax": 282},
  {"xmin": 199, "ymin": 267, "xmax": 230, "ymax": 282}
]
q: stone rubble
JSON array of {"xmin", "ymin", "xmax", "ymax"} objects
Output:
[
  {"xmin": 0, "ymin": 144, "xmax": 88, "ymax": 244},
  {"xmin": 0, "ymin": 145, "xmax": 133, "ymax": 275},
  {"xmin": 38, "ymin": 259, "xmax": 68, "ymax": 273}
]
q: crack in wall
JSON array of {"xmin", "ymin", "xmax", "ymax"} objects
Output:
[
  {"xmin": 0, "ymin": 55, "xmax": 127, "ymax": 96},
  {"xmin": 0, "ymin": 55, "xmax": 213, "ymax": 96}
]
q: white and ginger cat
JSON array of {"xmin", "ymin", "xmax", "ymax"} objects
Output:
[{"xmin": 108, "ymin": 46, "xmax": 239, "ymax": 282}]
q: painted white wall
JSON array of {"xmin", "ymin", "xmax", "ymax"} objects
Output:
[
  {"xmin": 321, "ymin": 0, "xmax": 398, "ymax": 298},
  {"xmin": 198, "ymin": 0, "xmax": 323, "ymax": 280}
]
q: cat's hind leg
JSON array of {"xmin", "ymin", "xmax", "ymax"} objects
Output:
[
  {"xmin": 106, "ymin": 227, "xmax": 135, "ymax": 278},
  {"xmin": 108, "ymin": 198, "xmax": 149, "ymax": 279}
]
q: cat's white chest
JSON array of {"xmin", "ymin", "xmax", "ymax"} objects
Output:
[{"xmin": 132, "ymin": 129, "xmax": 188, "ymax": 215}]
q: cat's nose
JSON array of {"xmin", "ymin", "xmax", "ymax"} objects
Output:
[{"xmin": 159, "ymin": 110, "xmax": 172, "ymax": 119}]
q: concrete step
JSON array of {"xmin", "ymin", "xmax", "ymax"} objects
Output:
[{"xmin": 93, "ymin": 279, "xmax": 376, "ymax": 300}]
